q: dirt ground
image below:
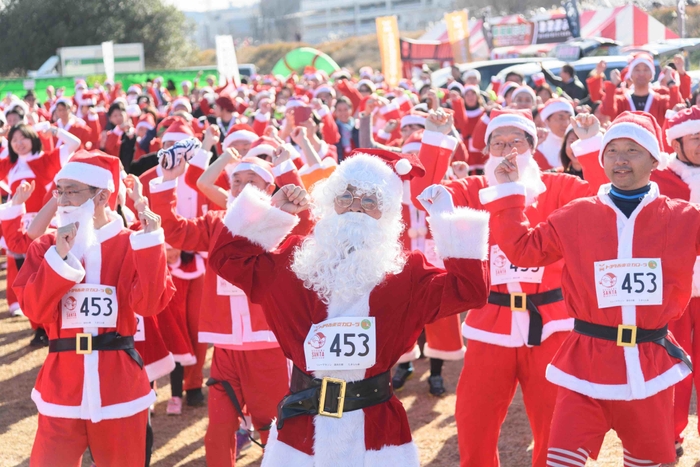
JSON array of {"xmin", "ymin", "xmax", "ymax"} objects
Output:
[{"xmin": 1, "ymin": 267, "xmax": 700, "ymax": 466}]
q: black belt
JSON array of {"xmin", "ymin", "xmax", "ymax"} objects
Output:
[
  {"xmin": 488, "ymin": 289, "xmax": 564, "ymax": 346},
  {"xmin": 48, "ymin": 332, "xmax": 143, "ymax": 369},
  {"xmin": 276, "ymin": 366, "xmax": 393, "ymax": 430},
  {"xmin": 574, "ymin": 319, "xmax": 692, "ymax": 371}
]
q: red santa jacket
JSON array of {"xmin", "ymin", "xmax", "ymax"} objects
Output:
[
  {"xmin": 451, "ymin": 98, "xmax": 487, "ymax": 170},
  {"xmin": 534, "ymin": 132, "xmax": 564, "ymax": 171},
  {"xmin": 149, "ymin": 164, "xmax": 311, "ymax": 349},
  {"xmin": 14, "ymin": 217, "xmax": 175, "ymax": 422},
  {"xmin": 601, "ymin": 82, "xmax": 682, "ymax": 126},
  {"xmin": 207, "ymin": 183, "xmax": 489, "ymax": 464},
  {"xmin": 56, "ymin": 115, "xmax": 99, "ymax": 150}
]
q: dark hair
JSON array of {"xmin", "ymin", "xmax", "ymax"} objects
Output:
[
  {"xmin": 561, "ymin": 64, "xmax": 575, "ymax": 77},
  {"xmin": 23, "ymin": 90, "xmax": 36, "ymax": 101},
  {"xmin": 335, "ymin": 96, "xmax": 352, "ymax": 110},
  {"xmin": 6, "ymin": 106, "xmax": 25, "ymax": 121},
  {"xmin": 166, "ymin": 79, "xmax": 177, "ymax": 92},
  {"xmin": 485, "ymin": 131, "xmax": 535, "ymax": 154},
  {"xmin": 559, "ymin": 128, "xmax": 583, "ymax": 177},
  {"xmin": 505, "ymin": 71, "xmax": 525, "ymax": 83},
  {"xmin": 7, "ymin": 124, "xmax": 42, "ymax": 163},
  {"xmin": 535, "ymin": 84, "xmax": 553, "ymax": 100},
  {"xmin": 107, "ymin": 102, "xmax": 126, "ymax": 117}
]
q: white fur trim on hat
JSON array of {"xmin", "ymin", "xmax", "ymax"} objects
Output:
[
  {"xmin": 666, "ymin": 119, "xmax": 700, "ymax": 146},
  {"xmin": 463, "ymin": 85, "xmax": 480, "ymax": 95},
  {"xmin": 55, "ymin": 162, "xmax": 115, "ymax": 191},
  {"xmin": 601, "ymin": 122, "xmax": 664, "ymax": 168},
  {"xmin": 540, "ymin": 100, "xmax": 575, "ymax": 122},
  {"xmin": 485, "ymin": 114, "xmax": 538, "ymax": 148},
  {"xmin": 400, "ymin": 115, "xmax": 426, "ymax": 129},
  {"xmin": 172, "ymin": 97, "xmax": 192, "ymax": 113},
  {"xmin": 161, "ymin": 132, "xmax": 191, "ymax": 143},
  {"xmin": 628, "ymin": 57, "xmax": 656, "ymax": 81},
  {"xmin": 448, "ymin": 82, "xmax": 465, "ymax": 94},
  {"xmin": 395, "ymin": 158, "xmax": 412, "ymax": 175},
  {"xmin": 313, "ymin": 85, "xmax": 335, "ymax": 98},
  {"xmin": 232, "ymin": 161, "xmax": 274, "ymax": 184},
  {"xmin": 357, "ymin": 79, "xmax": 375, "ymax": 92},
  {"xmin": 463, "ymin": 69, "xmax": 481, "ymax": 80},
  {"xmin": 401, "ymin": 142, "xmax": 422, "ymax": 153},
  {"xmin": 246, "ymin": 144, "xmax": 276, "ymax": 160},
  {"xmin": 223, "ymin": 130, "xmax": 258, "ymax": 148},
  {"xmin": 511, "ymin": 87, "xmax": 536, "ymax": 102},
  {"xmin": 136, "ymin": 120, "xmax": 155, "ymax": 131}
]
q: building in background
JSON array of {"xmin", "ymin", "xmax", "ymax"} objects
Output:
[
  {"xmin": 300, "ymin": 0, "xmax": 455, "ymax": 44},
  {"xmin": 184, "ymin": 4, "xmax": 259, "ymax": 50}
]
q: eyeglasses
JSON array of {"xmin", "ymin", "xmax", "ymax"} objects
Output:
[
  {"xmin": 490, "ymin": 139, "xmax": 528, "ymax": 156},
  {"xmin": 334, "ymin": 190, "xmax": 379, "ymax": 211},
  {"xmin": 52, "ymin": 188, "xmax": 93, "ymax": 198}
]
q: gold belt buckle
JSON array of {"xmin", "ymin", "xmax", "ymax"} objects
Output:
[
  {"xmin": 75, "ymin": 333, "xmax": 93, "ymax": 355},
  {"xmin": 318, "ymin": 377, "xmax": 346, "ymax": 418},
  {"xmin": 510, "ymin": 292, "xmax": 528, "ymax": 312},
  {"xmin": 616, "ymin": 325, "xmax": 638, "ymax": 347}
]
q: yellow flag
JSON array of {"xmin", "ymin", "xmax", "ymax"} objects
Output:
[
  {"xmin": 445, "ymin": 10, "xmax": 471, "ymax": 64},
  {"xmin": 375, "ymin": 16, "xmax": 402, "ymax": 87}
]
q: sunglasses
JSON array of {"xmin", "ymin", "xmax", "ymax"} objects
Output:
[{"xmin": 334, "ymin": 190, "xmax": 379, "ymax": 211}]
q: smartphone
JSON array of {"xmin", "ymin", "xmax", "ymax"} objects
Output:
[{"xmin": 291, "ymin": 105, "xmax": 312, "ymax": 124}]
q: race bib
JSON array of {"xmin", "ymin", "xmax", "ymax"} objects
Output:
[
  {"xmin": 424, "ymin": 239, "xmax": 444, "ymax": 268},
  {"xmin": 490, "ymin": 245, "xmax": 544, "ymax": 285},
  {"xmin": 134, "ymin": 314, "xmax": 145, "ymax": 342},
  {"xmin": 304, "ymin": 317, "xmax": 376, "ymax": 371},
  {"xmin": 61, "ymin": 284, "xmax": 118, "ymax": 329},
  {"xmin": 21, "ymin": 212, "xmax": 36, "ymax": 231},
  {"xmin": 594, "ymin": 258, "xmax": 663, "ymax": 308},
  {"xmin": 216, "ymin": 275, "xmax": 246, "ymax": 296}
]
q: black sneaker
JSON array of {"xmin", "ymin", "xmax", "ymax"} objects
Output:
[
  {"xmin": 428, "ymin": 375, "xmax": 446, "ymax": 397},
  {"xmin": 392, "ymin": 364, "xmax": 414, "ymax": 391},
  {"xmin": 29, "ymin": 328, "xmax": 49, "ymax": 347},
  {"xmin": 186, "ymin": 388, "xmax": 205, "ymax": 407},
  {"xmin": 676, "ymin": 441, "xmax": 684, "ymax": 458}
]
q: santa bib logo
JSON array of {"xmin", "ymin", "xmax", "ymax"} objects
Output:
[
  {"xmin": 105, "ymin": 287, "xmax": 113, "ymax": 296},
  {"xmin": 64, "ymin": 296, "xmax": 77, "ymax": 317},
  {"xmin": 494, "ymin": 254, "xmax": 507, "ymax": 269},
  {"xmin": 361, "ymin": 319, "xmax": 372, "ymax": 330},
  {"xmin": 648, "ymin": 260, "xmax": 658, "ymax": 269},
  {"xmin": 308, "ymin": 332, "xmax": 326, "ymax": 349},
  {"xmin": 599, "ymin": 273, "xmax": 618, "ymax": 296}
]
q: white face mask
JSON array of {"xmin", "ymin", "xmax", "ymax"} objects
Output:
[{"xmin": 56, "ymin": 195, "xmax": 96, "ymax": 227}]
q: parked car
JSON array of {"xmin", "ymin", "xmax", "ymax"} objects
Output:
[{"xmin": 431, "ymin": 57, "xmax": 559, "ymax": 90}]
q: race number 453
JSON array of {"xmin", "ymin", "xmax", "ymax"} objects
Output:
[
  {"xmin": 304, "ymin": 317, "xmax": 377, "ymax": 371},
  {"xmin": 61, "ymin": 284, "xmax": 119, "ymax": 329},
  {"xmin": 594, "ymin": 258, "xmax": 662, "ymax": 308},
  {"xmin": 329, "ymin": 332, "xmax": 371, "ymax": 358}
]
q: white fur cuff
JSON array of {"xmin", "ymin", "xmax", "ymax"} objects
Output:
[
  {"xmin": 45, "ymin": 246, "xmax": 86, "ymax": 283},
  {"xmin": 149, "ymin": 176, "xmax": 177, "ymax": 194},
  {"xmin": 427, "ymin": 207, "xmax": 489, "ymax": 260},
  {"xmin": 189, "ymin": 148, "xmax": 211, "ymax": 170},
  {"xmin": 479, "ymin": 182, "xmax": 527, "ymax": 205},
  {"xmin": 130, "ymin": 228, "xmax": 165, "ymax": 250},
  {"xmin": 223, "ymin": 184, "xmax": 299, "ymax": 251},
  {"xmin": 571, "ymin": 133, "xmax": 602, "ymax": 158},
  {"xmin": 272, "ymin": 159, "xmax": 296, "ymax": 177},
  {"xmin": 422, "ymin": 130, "xmax": 458, "ymax": 151},
  {"xmin": 0, "ymin": 202, "xmax": 25, "ymax": 221}
]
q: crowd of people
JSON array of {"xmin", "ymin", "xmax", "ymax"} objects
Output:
[{"xmin": 3, "ymin": 49, "xmax": 700, "ymax": 467}]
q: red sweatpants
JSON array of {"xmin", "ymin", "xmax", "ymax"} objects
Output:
[
  {"xmin": 6, "ymin": 255, "xmax": 18, "ymax": 308},
  {"xmin": 30, "ymin": 411, "xmax": 147, "ymax": 467},
  {"xmin": 205, "ymin": 346, "xmax": 290, "ymax": 467},
  {"xmin": 183, "ymin": 275, "xmax": 207, "ymax": 391},
  {"xmin": 456, "ymin": 332, "xmax": 567, "ymax": 467},
  {"xmin": 548, "ymin": 386, "xmax": 675, "ymax": 464},
  {"xmin": 670, "ymin": 297, "xmax": 700, "ymax": 443}
]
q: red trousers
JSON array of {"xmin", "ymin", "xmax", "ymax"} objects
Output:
[
  {"xmin": 670, "ymin": 297, "xmax": 700, "ymax": 443},
  {"xmin": 30, "ymin": 411, "xmax": 148, "ymax": 467},
  {"xmin": 205, "ymin": 346, "xmax": 290, "ymax": 467},
  {"xmin": 7, "ymin": 254, "xmax": 18, "ymax": 308},
  {"xmin": 424, "ymin": 314, "xmax": 465, "ymax": 360},
  {"xmin": 183, "ymin": 275, "xmax": 207, "ymax": 391},
  {"xmin": 456, "ymin": 332, "xmax": 567, "ymax": 467},
  {"xmin": 548, "ymin": 386, "xmax": 675, "ymax": 464}
]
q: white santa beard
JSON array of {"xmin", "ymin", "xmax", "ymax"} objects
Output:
[
  {"xmin": 669, "ymin": 153, "xmax": 700, "ymax": 203},
  {"xmin": 484, "ymin": 152, "xmax": 546, "ymax": 205},
  {"xmin": 56, "ymin": 200, "xmax": 99, "ymax": 261},
  {"xmin": 291, "ymin": 210, "xmax": 406, "ymax": 307}
]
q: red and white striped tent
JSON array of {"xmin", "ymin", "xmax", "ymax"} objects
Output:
[{"xmin": 421, "ymin": 5, "xmax": 678, "ymax": 61}]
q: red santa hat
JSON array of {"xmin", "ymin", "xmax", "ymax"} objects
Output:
[
  {"xmin": 50, "ymin": 97, "xmax": 74, "ymax": 115},
  {"xmin": 78, "ymin": 92, "xmax": 97, "ymax": 107},
  {"xmin": 485, "ymin": 108, "xmax": 538, "ymax": 147},
  {"xmin": 127, "ymin": 85, "xmax": 142, "ymax": 95},
  {"xmin": 161, "ymin": 120, "xmax": 195, "ymax": 143},
  {"xmin": 357, "ymin": 79, "xmax": 376, "ymax": 93},
  {"xmin": 400, "ymin": 111, "xmax": 427, "ymax": 129},
  {"xmin": 627, "ymin": 52, "xmax": 656, "ymax": 81},
  {"xmin": 463, "ymin": 69, "xmax": 481, "ymax": 81},
  {"xmin": 666, "ymin": 106, "xmax": 700, "ymax": 145},
  {"xmin": 539, "ymin": 97, "xmax": 575, "ymax": 122},
  {"xmin": 511, "ymin": 86, "xmax": 536, "ymax": 102},
  {"xmin": 447, "ymin": 81, "xmax": 465, "ymax": 94},
  {"xmin": 402, "ymin": 129, "xmax": 424, "ymax": 154},
  {"xmin": 347, "ymin": 148, "xmax": 424, "ymax": 182},
  {"xmin": 136, "ymin": 113, "xmax": 156, "ymax": 131},
  {"xmin": 285, "ymin": 96, "xmax": 309, "ymax": 109},
  {"xmin": 55, "ymin": 150, "xmax": 120, "ymax": 197},
  {"xmin": 532, "ymin": 72, "xmax": 546, "ymax": 88},
  {"xmin": 126, "ymin": 103, "xmax": 141, "ymax": 118},
  {"xmin": 601, "ymin": 111, "xmax": 666, "ymax": 168},
  {"xmin": 463, "ymin": 85, "xmax": 480, "ymax": 95},
  {"xmin": 231, "ymin": 156, "xmax": 275, "ymax": 184},
  {"xmin": 171, "ymin": 97, "xmax": 192, "ymax": 113},
  {"xmin": 312, "ymin": 85, "xmax": 336, "ymax": 98},
  {"xmin": 223, "ymin": 123, "xmax": 258, "ymax": 149},
  {"xmin": 215, "ymin": 96, "xmax": 235, "ymax": 113},
  {"xmin": 4, "ymin": 100, "xmax": 28, "ymax": 120},
  {"xmin": 498, "ymin": 81, "xmax": 519, "ymax": 99},
  {"xmin": 247, "ymin": 136, "xmax": 279, "ymax": 160}
]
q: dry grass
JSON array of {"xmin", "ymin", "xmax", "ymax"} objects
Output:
[{"xmin": 1, "ymin": 266, "xmax": 700, "ymax": 466}]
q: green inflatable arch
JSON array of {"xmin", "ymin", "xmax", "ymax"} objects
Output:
[{"xmin": 271, "ymin": 47, "xmax": 340, "ymax": 77}]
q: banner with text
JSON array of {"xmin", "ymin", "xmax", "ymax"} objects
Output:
[
  {"xmin": 215, "ymin": 35, "xmax": 240, "ymax": 87},
  {"xmin": 445, "ymin": 10, "xmax": 472, "ymax": 63},
  {"xmin": 376, "ymin": 16, "xmax": 403, "ymax": 87},
  {"xmin": 101, "ymin": 41, "xmax": 115, "ymax": 82}
]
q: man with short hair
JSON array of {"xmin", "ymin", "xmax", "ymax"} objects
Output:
[{"xmin": 540, "ymin": 63, "xmax": 588, "ymax": 101}]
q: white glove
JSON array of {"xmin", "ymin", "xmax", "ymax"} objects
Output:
[
  {"xmin": 417, "ymin": 185, "xmax": 455, "ymax": 216},
  {"xmin": 157, "ymin": 137, "xmax": 202, "ymax": 169}
]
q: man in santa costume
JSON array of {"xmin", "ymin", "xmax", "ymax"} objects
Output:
[
  {"xmin": 484, "ymin": 111, "xmax": 694, "ymax": 466},
  {"xmin": 147, "ymin": 151, "xmax": 309, "ymax": 466},
  {"xmin": 533, "ymin": 97, "xmax": 575, "ymax": 171},
  {"xmin": 208, "ymin": 148, "xmax": 490, "ymax": 466},
  {"xmin": 14, "ymin": 151, "xmax": 174, "ymax": 466},
  {"xmin": 410, "ymin": 108, "xmax": 595, "ymax": 467}
]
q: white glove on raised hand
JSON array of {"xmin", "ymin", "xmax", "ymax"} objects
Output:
[
  {"xmin": 417, "ymin": 185, "xmax": 456, "ymax": 216},
  {"xmin": 158, "ymin": 137, "xmax": 202, "ymax": 169}
]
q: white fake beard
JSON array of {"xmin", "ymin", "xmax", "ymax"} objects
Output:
[
  {"xmin": 291, "ymin": 210, "xmax": 406, "ymax": 305},
  {"xmin": 55, "ymin": 198, "xmax": 99, "ymax": 260},
  {"xmin": 484, "ymin": 151, "xmax": 545, "ymax": 205}
]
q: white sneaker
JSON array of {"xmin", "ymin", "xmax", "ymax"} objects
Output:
[{"xmin": 9, "ymin": 303, "xmax": 23, "ymax": 317}]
